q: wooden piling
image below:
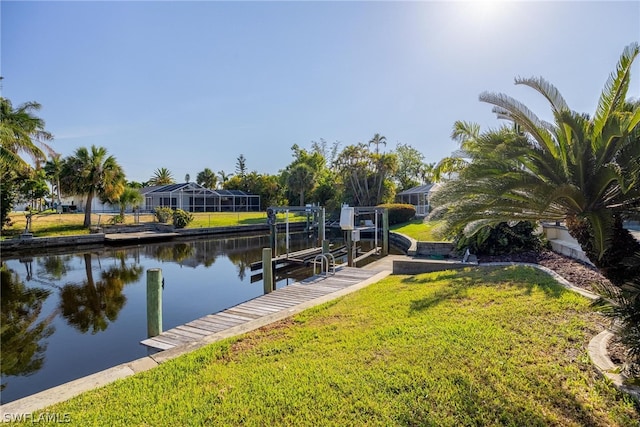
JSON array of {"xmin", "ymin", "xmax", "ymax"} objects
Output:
[
  {"xmin": 382, "ymin": 209, "xmax": 389, "ymax": 256},
  {"xmin": 146, "ymin": 268, "xmax": 163, "ymax": 337},
  {"xmin": 262, "ymin": 248, "xmax": 273, "ymax": 294}
]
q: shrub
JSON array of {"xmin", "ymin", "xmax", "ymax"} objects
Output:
[
  {"xmin": 108, "ymin": 214, "xmax": 124, "ymax": 225},
  {"xmin": 172, "ymin": 209, "xmax": 194, "ymax": 229},
  {"xmin": 154, "ymin": 207, "xmax": 172, "ymax": 223},
  {"xmin": 378, "ymin": 203, "xmax": 416, "ymax": 225},
  {"xmin": 455, "ymin": 221, "xmax": 545, "ymax": 255}
]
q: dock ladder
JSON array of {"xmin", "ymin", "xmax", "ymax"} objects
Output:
[{"xmin": 313, "ymin": 253, "xmax": 336, "ymax": 276}]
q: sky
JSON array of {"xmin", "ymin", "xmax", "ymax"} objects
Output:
[{"xmin": 2, "ymin": 1, "xmax": 639, "ymax": 184}]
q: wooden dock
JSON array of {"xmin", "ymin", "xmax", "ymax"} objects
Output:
[
  {"xmin": 104, "ymin": 231, "xmax": 179, "ymax": 242},
  {"xmin": 141, "ymin": 266, "xmax": 386, "ymax": 351}
]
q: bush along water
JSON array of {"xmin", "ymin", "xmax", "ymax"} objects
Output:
[
  {"xmin": 377, "ymin": 203, "xmax": 416, "ymax": 225},
  {"xmin": 154, "ymin": 207, "xmax": 172, "ymax": 223},
  {"xmin": 172, "ymin": 209, "xmax": 194, "ymax": 229}
]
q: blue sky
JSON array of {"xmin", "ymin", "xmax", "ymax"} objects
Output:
[{"xmin": 2, "ymin": 1, "xmax": 639, "ymax": 184}]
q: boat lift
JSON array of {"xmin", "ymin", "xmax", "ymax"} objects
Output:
[{"xmin": 256, "ymin": 205, "xmax": 389, "ymax": 292}]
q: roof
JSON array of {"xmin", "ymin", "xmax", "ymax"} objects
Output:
[
  {"xmin": 139, "ymin": 183, "xmax": 257, "ymax": 197},
  {"xmin": 396, "ymin": 184, "xmax": 434, "ymax": 196}
]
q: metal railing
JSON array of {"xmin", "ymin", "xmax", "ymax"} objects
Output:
[{"xmin": 313, "ymin": 253, "xmax": 336, "ymax": 276}]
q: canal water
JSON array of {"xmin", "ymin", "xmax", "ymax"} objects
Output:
[{"xmin": 1, "ymin": 232, "xmax": 367, "ymax": 404}]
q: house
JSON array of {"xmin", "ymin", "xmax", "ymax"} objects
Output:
[
  {"xmin": 395, "ymin": 183, "xmax": 439, "ymax": 216},
  {"xmin": 140, "ymin": 182, "xmax": 260, "ymax": 213}
]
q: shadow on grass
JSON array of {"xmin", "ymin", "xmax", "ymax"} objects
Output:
[{"xmin": 407, "ymin": 266, "xmax": 570, "ymax": 314}]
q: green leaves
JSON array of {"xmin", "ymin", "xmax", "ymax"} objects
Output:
[
  {"xmin": 433, "ymin": 43, "xmax": 640, "ymax": 278},
  {"xmin": 593, "ymin": 42, "xmax": 639, "ymax": 138}
]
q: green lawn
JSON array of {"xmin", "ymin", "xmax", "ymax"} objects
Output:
[
  {"xmin": 391, "ymin": 219, "xmax": 446, "ymax": 241},
  {"xmin": 1, "ymin": 211, "xmax": 303, "ymax": 238},
  {"xmin": 25, "ymin": 266, "xmax": 639, "ymax": 426}
]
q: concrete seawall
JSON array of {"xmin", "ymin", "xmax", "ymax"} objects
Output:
[{"xmin": 0, "ymin": 222, "xmax": 307, "ymax": 257}]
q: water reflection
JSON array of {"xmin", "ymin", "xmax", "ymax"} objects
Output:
[
  {"xmin": 0, "ymin": 265, "xmax": 55, "ymax": 391},
  {"xmin": 38, "ymin": 255, "xmax": 73, "ymax": 280},
  {"xmin": 59, "ymin": 253, "xmax": 139, "ymax": 335},
  {"xmin": 0, "ymin": 232, "xmax": 322, "ymax": 403}
]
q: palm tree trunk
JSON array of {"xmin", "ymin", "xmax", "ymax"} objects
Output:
[
  {"xmin": 566, "ymin": 214, "xmax": 640, "ymax": 286},
  {"xmin": 83, "ymin": 193, "xmax": 94, "ymax": 228}
]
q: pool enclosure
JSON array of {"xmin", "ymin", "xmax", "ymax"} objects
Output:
[
  {"xmin": 395, "ymin": 183, "xmax": 438, "ymax": 216},
  {"xmin": 141, "ymin": 182, "xmax": 260, "ymax": 212}
]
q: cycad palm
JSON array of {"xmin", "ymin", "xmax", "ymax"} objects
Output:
[{"xmin": 432, "ymin": 42, "xmax": 640, "ymax": 286}]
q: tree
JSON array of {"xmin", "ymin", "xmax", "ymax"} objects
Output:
[
  {"xmin": 287, "ymin": 163, "xmax": 316, "ymax": 206},
  {"xmin": 196, "ymin": 168, "xmax": 218, "ymax": 189},
  {"xmin": 0, "ymin": 97, "xmax": 54, "ymax": 227},
  {"xmin": 235, "ymin": 154, "xmax": 247, "ymax": 178},
  {"xmin": 148, "ymin": 167, "xmax": 175, "ymax": 186},
  {"xmin": 433, "ymin": 121, "xmax": 481, "ymax": 182},
  {"xmin": 369, "ymin": 133, "xmax": 387, "ymax": 155},
  {"xmin": 334, "ymin": 142, "xmax": 398, "ymax": 206},
  {"xmin": 431, "ymin": 42, "xmax": 640, "ymax": 286},
  {"xmin": 0, "ymin": 97, "xmax": 54, "ymax": 170},
  {"xmin": 44, "ymin": 154, "xmax": 63, "ymax": 207},
  {"xmin": 394, "ymin": 143, "xmax": 432, "ymax": 191},
  {"xmin": 108, "ymin": 186, "xmax": 143, "ymax": 220},
  {"xmin": 310, "ymin": 138, "xmax": 341, "ymax": 169},
  {"xmin": 218, "ymin": 170, "xmax": 233, "ymax": 186},
  {"xmin": 60, "ymin": 145, "xmax": 126, "ymax": 228},
  {"xmin": 18, "ymin": 168, "xmax": 49, "ymax": 210}
]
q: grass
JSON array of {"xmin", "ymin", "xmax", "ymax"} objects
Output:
[
  {"xmin": 1, "ymin": 211, "xmax": 304, "ymax": 238},
  {"xmin": 391, "ymin": 218, "xmax": 446, "ymax": 241},
  {"xmin": 22, "ymin": 266, "xmax": 639, "ymax": 426}
]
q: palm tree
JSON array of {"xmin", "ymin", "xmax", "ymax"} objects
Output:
[
  {"xmin": 108, "ymin": 187, "xmax": 143, "ymax": 220},
  {"xmin": 60, "ymin": 145, "xmax": 126, "ymax": 228},
  {"xmin": 44, "ymin": 154, "xmax": 63, "ymax": 208},
  {"xmin": 1, "ymin": 97, "xmax": 55, "ymax": 227},
  {"xmin": 196, "ymin": 168, "xmax": 218, "ymax": 189},
  {"xmin": 431, "ymin": 42, "xmax": 640, "ymax": 286},
  {"xmin": 0, "ymin": 97, "xmax": 54, "ymax": 170},
  {"xmin": 217, "ymin": 170, "xmax": 233, "ymax": 187},
  {"xmin": 368, "ymin": 133, "xmax": 387, "ymax": 155},
  {"xmin": 287, "ymin": 163, "xmax": 316, "ymax": 206},
  {"xmin": 148, "ymin": 167, "xmax": 175, "ymax": 186},
  {"xmin": 433, "ymin": 121, "xmax": 481, "ymax": 182}
]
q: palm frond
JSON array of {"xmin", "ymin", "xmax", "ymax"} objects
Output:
[
  {"xmin": 593, "ymin": 42, "xmax": 639, "ymax": 137},
  {"xmin": 480, "ymin": 92, "xmax": 558, "ymax": 158},
  {"xmin": 515, "ymin": 76, "xmax": 569, "ymax": 114},
  {"xmin": 583, "ymin": 210, "xmax": 615, "ymax": 260}
]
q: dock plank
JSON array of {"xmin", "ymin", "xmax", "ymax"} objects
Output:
[{"xmin": 141, "ymin": 267, "xmax": 386, "ymax": 350}]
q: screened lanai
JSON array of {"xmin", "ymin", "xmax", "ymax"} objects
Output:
[
  {"xmin": 140, "ymin": 183, "xmax": 260, "ymax": 213},
  {"xmin": 395, "ymin": 183, "xmax": 437, "ymax": 216}
]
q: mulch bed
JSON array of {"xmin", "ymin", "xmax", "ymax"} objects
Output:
[{"xmin": 477, "ymin": 249, "xmax": 611, "ymax": 292}]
